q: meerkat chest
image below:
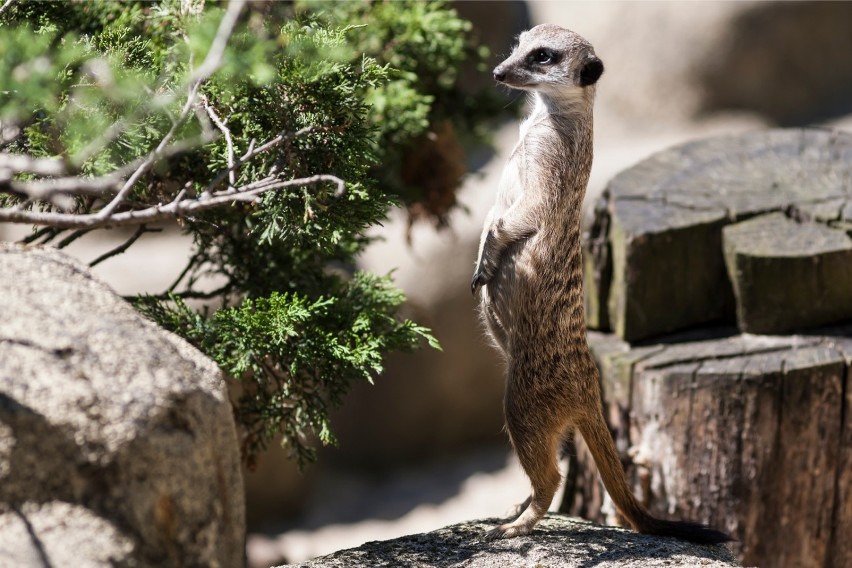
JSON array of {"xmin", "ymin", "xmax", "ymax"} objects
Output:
[
  {"xmin": 494, "ymin": 125, "xmax": 546, "ymax": 210},
  {"xmin": 494, "ymin": 153, "xmax": 525, "ymax": 212}
]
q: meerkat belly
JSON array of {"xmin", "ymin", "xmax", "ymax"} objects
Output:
[
  {"xmin": 483, "ymin": 239, "xmax": 557, "ymax": 336},
  {"xmin": 484, "ymin": 229, "xmax": 583, "ymax": 355}
]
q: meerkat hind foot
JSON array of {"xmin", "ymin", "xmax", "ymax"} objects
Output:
[
  {"xmin": 484, "ymin": 519, "xmax": 535, "ymax": 540},
  {"xmin": 485, "ymin": 503, "xmax": 543, "ymax": 540}
]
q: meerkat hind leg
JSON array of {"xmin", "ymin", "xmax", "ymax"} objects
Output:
[
  {"xmin": 504, "ymin": 494, "xmax": 532, "ymax": 519},
  {"xmin": 487, "ymin": 409, "xmax": 562, "ymax": 539}
]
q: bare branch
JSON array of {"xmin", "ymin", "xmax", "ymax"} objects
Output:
[
  {"xmin": 0, "ymin": 154, "xmax": 67, "ymax": 177},
  {"xmin": 18, "ymin": 226, "xmax": 56, "ymax": 245},
  {"xmin": 201, "ymin": 126, "xmax": 317, "ymax": 195},
  {"xmin": 2, "ymin": 134, "xmax": 215, "ymax": 202},
  {"xmin": 0, "ymin": 174, "xmax": 346, "ymax": 229},
  {"xmin": 57, "ymin": 228, "xmax": 92, "ymax": 249},
  {"xmin": 89, "ymin": 225, "xmax": 162, "ymax": 267},
  {"xmin": 96, "ymin": 0, "xmax": 245, "ymax": 220},
  {"xmin": 0, "ymin": 0, "xmax": 16, "ymax": 18},
  {"xmin": 189, "ymin": 0, "xmax": 245, "ymax": 84},
  {"xmin": 145, "ymin": 282, "xmax": 233, "ymax": 301},
  {"xmin": 202, "ymin": 95, "xmax": 236, "ymax": 189},
  {"xmin": 167, "ymin": 251, "xmax": 203, "ymax": 293},
  {"xmin": 5, "ymin": 174, "xmax": 122, "ymax": 199}
]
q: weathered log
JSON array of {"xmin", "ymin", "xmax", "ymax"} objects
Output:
[
  {"xmin": 722, "ymin": 212, "xmax": 852, "ymax": 333},
  {"xmin": 567, "ymin": 328, "xmax": 851, "ymax": 568},
  {"xmin": 607, "ymin": 199, "xmax": 731, "ymax": 343},
  {"xmin": 583, "ymin": 200, "xmax": 612, "ymax": 330},
  {"xmin": 585, "ymin": 128, "xmax": 852, "ymax": 342},
  {"xmin": 827, "ymin": 336, "xmax": 852, "ymax": 568}
]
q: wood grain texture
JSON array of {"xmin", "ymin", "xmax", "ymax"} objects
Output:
[
  {"xmin": 585, "ymin": 128, "xmax": 852, "ymax": 342},
  {"xmin": 722, "ymin": 212, "xmax": 852, "ymax": 333},
  {"xmin": 567, "ymin": 328, "xmax": 852, "ymax": 567}
]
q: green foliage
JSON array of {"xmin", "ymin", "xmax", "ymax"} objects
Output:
[
  {"xmin": 140, "ymin": 272, "xmax": 438, "ymax": 467},
  {"xmin": 1, "ymin": 0, "xmax": 506, "ymax": 466},
  {"xmin": 300, "ymin": 0, "xmax": 508, "ymax": 220}
]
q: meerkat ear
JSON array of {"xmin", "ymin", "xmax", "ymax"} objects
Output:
[{"xmin": 579, "ymin": 56, "xmax": 604, "ymax": 86}]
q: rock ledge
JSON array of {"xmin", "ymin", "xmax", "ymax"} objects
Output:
[{"xmin": 282, "ymin": 514, "xmax": 739, "ymax": 568}]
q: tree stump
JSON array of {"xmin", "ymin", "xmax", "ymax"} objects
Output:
[
  {"xmin": 572, "ymin": 128, "xmax": 852, "ymax": 567},
  {"xmin": 723, "ymin": 212, "xmax": 852, "ymax": 333},
  {"xmin": 565, "ymin": 329, "xmax": 851, "ymax": 568},
  {"xmin": 584, "ymin": 128, "xmax": 852, "ymax": 342}
]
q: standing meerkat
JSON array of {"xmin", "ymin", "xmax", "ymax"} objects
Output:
[{"xmin": 472, "ymin": 24, "xmax": 730, "ymax": 544}]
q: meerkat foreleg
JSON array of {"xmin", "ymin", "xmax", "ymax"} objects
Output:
[{"xmin": 471, "ymin": 205, "xmax": 537, "ymax": 295}]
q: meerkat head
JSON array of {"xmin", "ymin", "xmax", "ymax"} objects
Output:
[{"xmin": 493, "ymin": 24, "xmax": 603, "ymax": 104}]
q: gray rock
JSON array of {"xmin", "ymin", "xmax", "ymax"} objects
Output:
[
  {"xmin": 280, "ymin": 515, "xmax": 739, "ymax": 567},
  {"xmin": 0, "ymin": 502, "xmax": 134, "ymax": 567},
  {"xmin": 0, "ymin": 243, "xmax": 245, "ymax": 567}
]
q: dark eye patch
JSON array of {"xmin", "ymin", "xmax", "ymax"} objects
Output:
[{"xmin": 528, "ymin": 48, "xmax": 557, "ymax": 65}]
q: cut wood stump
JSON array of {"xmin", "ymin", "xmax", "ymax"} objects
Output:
[
  {"xmin": 563, "ymin": 328, "xmax": 852, "ymax": 568},
  {"xmin": 584, "ymin": 128, "xmax": 852, "ymax": 342},
  {"xmin": 574, "ymin": 128, "xmax": 852, "ymax": 568},
  {"xmin": 722, "ymin": 212, "xmax": 852, "ymax": 333}
]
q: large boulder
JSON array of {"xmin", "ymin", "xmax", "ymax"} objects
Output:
[
  {"xmin": 0, "ymin": 244, "xmax": 245, "ymax": 567},
  {"xmin": 281, "ymin": 515, "xmax": 740, "ymax": 568},
  {"xmin": 0, "ymin": 502, "xmax": 134, "ymax": 567}
]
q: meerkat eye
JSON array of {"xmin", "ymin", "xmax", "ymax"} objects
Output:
[{"xmin": 530, "ymin": 48, "xmax": 555, "ymax": 65}]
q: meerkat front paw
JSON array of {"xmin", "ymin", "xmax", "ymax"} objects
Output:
[
  {"xmin": 471, "ymin": 259, "xmax": 497, "ymax": 295},
  {"xmin": 471, "ymin": 252, "xmax": 497, "ymax": 295},
  {"xmin": 471, "ymin": 267, "xmax": 488, "ymax": 295}
]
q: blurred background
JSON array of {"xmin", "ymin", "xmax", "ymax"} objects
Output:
[{"xmin": 4, "ymin": 1, "xmax": 852, "ymax": 565}]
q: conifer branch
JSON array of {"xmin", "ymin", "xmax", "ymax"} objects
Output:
[{"xmin": 0, "ymin": 0, "xmax": 348, "ymax": 231}]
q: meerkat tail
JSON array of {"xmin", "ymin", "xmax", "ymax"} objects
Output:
[{"xmin": 577, "ymin": 411, "xmax": 733, "ymax": 545}]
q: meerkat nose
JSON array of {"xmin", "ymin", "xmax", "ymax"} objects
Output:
[{"xmin": 493, "ymin": 67, "xmax": 507, "ymax": 82}]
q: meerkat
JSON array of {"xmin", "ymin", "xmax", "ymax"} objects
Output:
[{"xmin": 472, "ymin": 24, "xmax": 730, "ymax": 544}]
